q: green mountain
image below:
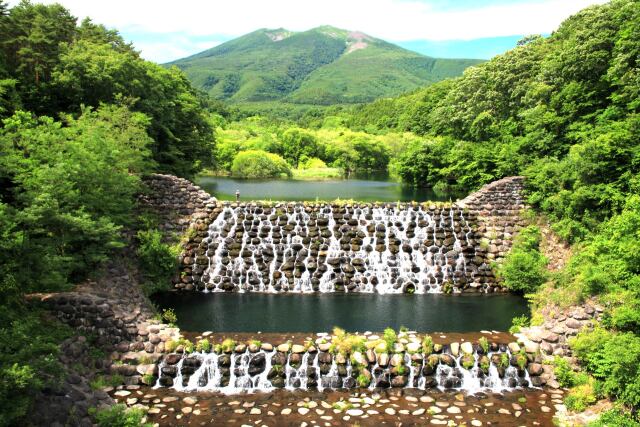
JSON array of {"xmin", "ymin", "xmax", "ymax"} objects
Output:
[{"xmin": 168, "ymin": 26, "xmax": 483, "ymax": 105}]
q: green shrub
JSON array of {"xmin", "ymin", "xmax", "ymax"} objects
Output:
[
  {"xmin": 572, "ymin": 328, "xmax": 640, "ymax": 408},
  {"xmin": 422, "ymin": 335, "xmax": 434, "ymax": 354},
  {"xmin": 478, "ymin": 337, "xmax": 489, "ymax": 354},
  {"xmin": 588, "ymin": 409, "xmax": 640, "ymax": 427},
  {"xmin": 356, "ymin": 373, "xmax": 370, "ymax": 388},
  {"xmin": 231, "ymin": 150, "xmax": 291, "ymax": 178},
  {"xmin": 196, "ymin": 339, "xmax": 211, "ymax": 353},
  {"xmin": 565, "ymin": 381, "xmax": 597, "ymax": 412},
  {"xmin": 136, "ymin": 229, "xmax": 179, "ymax": 295},
  {"xmin": 509, "ymin": 315, "xmax": 530, "ymax": 334},
  {"xmin": 497, "ymin": 226, "xmax": 548, "ymax": 294},
  {"xmin": 383, "ymin": 328, "xmax": 397, "ymax": 352},
  {"xmin": 160, "ymin": 308, "xmax": 177, "ymax": 326},
  {"xmin": 90, "ymin": 404, "xmax": 150, "ymax": 427},
  {"xmin": 90, "ymin": 375, "xmax": 125, "ymax": 390},
  {"xmin": 299, "ymin": 157, "xmax": 328, "ymax": 169},
  {"xmin": 553, "ymin": 357, "xmax": 589, "ymax": 388}
]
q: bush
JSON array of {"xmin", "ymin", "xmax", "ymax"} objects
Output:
[
  {"xmin": 565, "ymin": 380, "xmax": 597, "ymax": 412},
  {"xmin": 497, "ymin": 226, "xmax": 548, "ymax": 294},
  {"xmin": 231, "ymin": 150, "xmax": 291, "ymax": 178},
  {"xmin": 298, "ymin": 157, "xmax": 328, "ymax": 169},
  {"xmin": 509, "ymin": 315, "xmax": 530, "ymax": 334},
  {"xmin": 383, "ymin": 328, "xmax": 397, "ymax": 352},
  {"xmin": 90, "ymin": 404, "xmax": 149, "ymax": 427},
  {"xmin": 553, "ymin": 356, "xmax": 589, "ymax": 388},
  {"xmin": 588, "ymin": 409, "xmax": 640, "ymax": 427},
  {"xmin": 136, "ymin": 229, "xmax": 179, "ymax": 295},
  {"xmin": 160, "ymin": 309, "xmax": 177, "ymax": 326},
  {"xmin": 572, "ymin": 328, "xmax": 640, "ymax": 408}
]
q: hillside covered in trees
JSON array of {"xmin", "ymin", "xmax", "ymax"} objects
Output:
[
  {"xmin": 0, "ymin": 1, "xmax": 214, "ymax": 424},
  {"xmin": 169, "ymin": 26, "xmax": 482, "ymax": 105},
  {"xmin": 1, "ymin": 0, "xmax": 640, "ymax": 425},
  {"xmin": 341, "ymin": 0, "xmax": 639, "ymax": 420}
]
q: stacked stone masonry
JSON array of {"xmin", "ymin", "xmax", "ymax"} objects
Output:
[
  {"xmin": 178, "ymin": 176, "xmax": 527, "ymax": 293},
  {"xmin": 139, "ymin": 173, "xmax": 218, "ymax": 236}
]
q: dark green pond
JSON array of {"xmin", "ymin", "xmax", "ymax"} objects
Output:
[
  {"xmin": 151, "ymin": 293, "xmax": 528, "ymax": 333},
  {"xmin": 196, "ymin": 175, "xmax": 457, "ymax": 202}
]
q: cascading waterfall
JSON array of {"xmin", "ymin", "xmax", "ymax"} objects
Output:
[
  {"xmin": 158, "ymin": 347, "xmax": 533, "ymax": 394},
  {"xmin": 194, "ymin": 203, "xmax": 476, "ymax": 293}
]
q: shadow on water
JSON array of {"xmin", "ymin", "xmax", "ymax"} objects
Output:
[
  {"xmin": 151, "ymin": 293, "xmax": 529, "ymax": 333},
  {"xmin": 196, "ymin": 175, "xmax": 462, "ymax": 203}
]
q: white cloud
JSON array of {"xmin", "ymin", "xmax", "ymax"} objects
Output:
[{"xmin": 7, "ymin": 0, "xmax": 609, "ymax": 61}]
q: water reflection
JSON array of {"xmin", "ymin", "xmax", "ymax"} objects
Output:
[
  {"xmin": 196, "ymin": 175, "xmax": 460, "ymax": 202},
  {"xmin": 151, "ymin": 293, "xmax": 529, "ymax": 333}
]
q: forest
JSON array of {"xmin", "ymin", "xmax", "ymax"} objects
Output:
[{"xmin": 0, "ymin": 0, "xmax": 639, "ymax": 425}]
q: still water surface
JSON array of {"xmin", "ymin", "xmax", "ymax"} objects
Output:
[
  {"xmin": 152, "ymin": 293, "xmax": 528, "ymax": 333},
  {"xmin": 196, "ymin": 175, "xmax": 458, "ymax": 202}
]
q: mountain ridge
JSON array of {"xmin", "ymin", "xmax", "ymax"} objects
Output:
[{"xmin": 168, "ymin": 26, "xmax": 483, "ymax": 105}]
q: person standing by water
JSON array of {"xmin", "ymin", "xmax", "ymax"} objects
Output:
[{"xmin": 235, "ymin": 189, "xmax": 240, "ymax": 202}]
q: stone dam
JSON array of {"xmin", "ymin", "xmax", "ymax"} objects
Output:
[{"xmin": 174, "ymin": 176, "xmax": 526, "ymax": 293}]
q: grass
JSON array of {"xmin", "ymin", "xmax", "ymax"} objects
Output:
[{"xmin": 291, "ymin": 167, "xmax": 344, "ymax": 180}]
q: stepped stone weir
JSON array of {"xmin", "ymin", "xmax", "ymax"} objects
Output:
[
  {"xmin": 176, "ymin": 177, "xmax": 527, "ymax": 293},
  {"xmin": 154, "ymin": 336, "xmax": 543, "ymax": 394}
]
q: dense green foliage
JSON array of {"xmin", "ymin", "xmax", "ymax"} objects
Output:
[
  {"xmin": 496, "ymin": 226, "xmax": 548, "ymax": 294},
  {"xmin": 0, "ymin": 105, "xmax": 151, "ymax": 290},
  {"xmin": 332, "ymin": 0, "xmax": 640, "ymax": 418},
  {"xmin": 136, "ymin": 228, "xmax": 180, "ymax": 295},
  {"xmin": 231, "ymin": 150, "xmax": 292, "ymax": 178},
  {"xmin": 170, "ymin": 26, "xmax": 481, "ymax": 105},
  {"xmin": 211, "ymin": 116, "xmax": 411, "ymax": 177},
  {"xmin": 0, "ymin": 305, "xmax": 72, "ymax": 427},
  {"xmin": 348, "ymin": 0, "xmax": 639, "ymax": 241},
  {"xmin": 572, "ymin": 328, "xmax": 640, "ymax": 408},
  {"xmin": 0, "ymin": 2, "xmax": 217, "ymax": 424},
  {"xmin": 91, "ymin": 404, "xmax": 150, "ymax": 427},
  {"xmin": 1, "ymin": 0, "xmax": 214, "ymax": 177}
]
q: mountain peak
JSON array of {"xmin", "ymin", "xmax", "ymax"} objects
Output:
[{"xmin": 169, "ymin": 27, "xmax": 483, "ymax": 105}]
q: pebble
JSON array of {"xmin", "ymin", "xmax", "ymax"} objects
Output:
[
  {"xmin": 420, "ymin": 396, "xmax": 435, "ymax": 403},
  {"xmin": 181, "ymin": 407, "xmax": 192, "ymax": 414},
  {"xmin": 412, "ymin": 408, "xmax": 426, "ymax": 416},
  {"xmin": 498, "ymin": 408, "xmax": 511, "ymax": 415},
  {"xmin": 114, "ymin": 391, "xmax": 131, "ymax": 397},
  {"xmin": 471, "ymin": 421, "xmax": 483, "ymax": 426},
  {"xmin": 385, "ymin": 408, "xmax": 396, "ymax": 415},
  {"xmin": 250, "ymin": 408, "xmax": 261, "ymax": 415},
  {"xmin": 541, "ymin": 406, "xmax": 551, "ymax": 413},
  {"xmin": 298, "ymin": 407, "xmax": 310, "ymax": 415},
  {"xmin": 447, "ymin": 406, "xmax": 462, "ymax": 414},
  {"xmin": 429, "ymin": 406, "xmax": 442, "ymax": 414},
  {"xmin": 346, "ymin": 409, "xmax": 364, "ymax": 416},
  {"xmin": 183, "ymin": 397, "xmax": 198, "ymax": 405},
  {"xmin": 162, "ymin": 397, "xmax": 178, "ymax": 403},
  {"xmin": 281, "ymin": 408, "xmax": 291, "ymax": 415}
]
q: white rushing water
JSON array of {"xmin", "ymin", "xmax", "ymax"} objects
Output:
[
  {"xmin": 158, "ymin": 348, "xmax": 532, "ymax": 394},
  {"xmin": 196, "ymin": 204, "xmax": 475, "ymax": 293}
]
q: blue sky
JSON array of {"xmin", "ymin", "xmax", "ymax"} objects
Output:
[{"xmin": 10, "ymin": 0, "xmax": 608, "ymax": 62}]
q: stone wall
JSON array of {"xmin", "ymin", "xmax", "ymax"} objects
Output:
[
  {"xmin": 457, "ymin": 176, "xmax": 527, "ymax": 264},
  {"xmin": 516, "ymin": 301, "xmax": 603, "ymax": 389},
  {"xmin": 139, "ymin": 173, "xmax": 217, "ymax": 236},
  {"xmin": 176, "ymin": 177, "xmax": 528, "ymax": 293}
]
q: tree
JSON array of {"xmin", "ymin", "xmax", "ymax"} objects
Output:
[{"xmin": 280, "ymin": 127, "xmax": 323, "ymax": 167}]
